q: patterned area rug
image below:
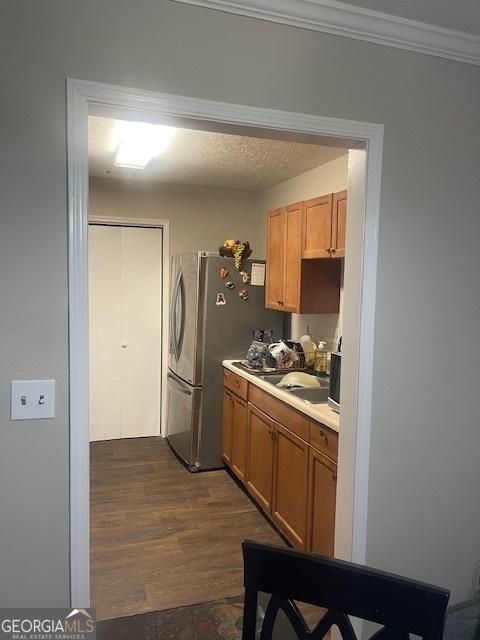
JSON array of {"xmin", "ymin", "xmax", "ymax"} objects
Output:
[{"xmin": 96, "ymin": 593, "xmax": 296, "ymax": 640}]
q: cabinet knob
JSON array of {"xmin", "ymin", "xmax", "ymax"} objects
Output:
[
  {"xmin": 332, "ymin": 472, "xmax": 337, "ymax": 482},
  {"xmin": 330, "ymin": 248, "xmax": 336, "ymax": 255},
  {"xmin": 277, "ymin": 300, "xmax": 284, "ymax": 305}
]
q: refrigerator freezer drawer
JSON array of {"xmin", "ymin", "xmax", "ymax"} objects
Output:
[{"xmin": 166, "ymin": 370, "xmax": 202, "ymax": 470}]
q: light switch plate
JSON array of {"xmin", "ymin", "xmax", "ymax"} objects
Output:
[{"xmin": 11, "ymin": 379, "xmax": 55, "ymax": 420}]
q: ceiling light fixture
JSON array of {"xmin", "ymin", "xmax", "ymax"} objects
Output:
[{"xmin": 114, "ymin": 121, "xmax": 176, "ymax": 169}]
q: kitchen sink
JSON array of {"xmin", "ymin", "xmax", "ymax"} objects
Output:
[
  {"xmin": 287, "ymin": 387, "xmax": 330, "ymax": 404},
  {"xmin": 231, "ymin": 363, "xmax": 330, "ymax": 404},
  {"xmin": 258, "ymin": 372, "xmax": 330, "ymax": 398},
  {"xmin": 257, "ymin": 373, "xmax": 287, "ymax": 385}
]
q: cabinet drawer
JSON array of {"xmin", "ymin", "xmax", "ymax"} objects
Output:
[
  {"xmin": 223, "ymin": 368, "xmax": 248, "ymax": 400},
  {"xmin": 249, "ymin": 385, "xmax": 309, "ymax": 442},
  {"xmin": 309, "ymin": 421, "xmax": 338, "ymax": 461}
]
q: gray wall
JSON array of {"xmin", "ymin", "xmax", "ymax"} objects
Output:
[
  {"xmin": 89, "ymin": 177, "xmax": 261, "ymax": 257},
  {"xmin": 1, "ymin": 0, "xmax": 479, "ymax": 606},
  {"xmin": 256, "ymin": 154, "xmax": 349, "ymax": 259}
]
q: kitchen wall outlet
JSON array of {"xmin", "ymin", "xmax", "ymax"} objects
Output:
[{"xmin": 11, "ymin": 379, "xmax": 55, "ymax": 420}]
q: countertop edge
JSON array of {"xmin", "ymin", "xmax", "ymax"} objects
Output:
[{"xmin": 222, "ymin": 360, "xmax": 340, "ymax": 433}]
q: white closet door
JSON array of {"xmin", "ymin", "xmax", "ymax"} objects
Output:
[
  {"xmin": 89, "ymin": 224, "xmax": 162, "ymax": 442},
  {"xmin": 89, "ymin": 225, "xmax": 122, "ymax": 441},
  {"xmin": 120, "ymin": 226, "xmax": 162, "ymax": 438}
]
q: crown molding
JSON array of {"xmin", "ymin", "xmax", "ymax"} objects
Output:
[{"xmin": 171, "ymin": 0, "xmax": 480, "ymax": 66}]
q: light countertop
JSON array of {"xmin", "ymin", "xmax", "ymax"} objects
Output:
[{"xmin": 223, "ymin": 360, "xmax": 340, "ymax": 432}]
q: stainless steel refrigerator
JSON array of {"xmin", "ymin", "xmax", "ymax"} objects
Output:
[{"xmin": 166, "ymin": 252, "xmax": 283, "ymax": 471}]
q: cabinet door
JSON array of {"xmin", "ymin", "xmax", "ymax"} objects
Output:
[
  {"xmin": 332, "ymin": 190, "xmax": 347, "ymax": 259},
  {"xmin": 265, "ymin": 208, "xmax": 286, "ymax": 310},
  {"xmin": 302, "ymin": 195, "xmax": 333, "ymax": 259},
  {"xmin": 272, "ymin": 423, "xmax": 309, "ymax": 548},
  {"xmin": 222, "ymin": 389, "xmax": 233, "ymax": 465},
  {"xmin": 283, "ymin": 202, "xmax": 303, "ymax": 312},
  {"xmin": 307, "ymin": 448, "xmax": 337, "ymax": 556},
  {"xmin": 246, "ymin": 404, "xmax": 275, "ymax": 514},
  {"xmin": 231, "ymin": 395, "xmax": 248, "ymax": 481}
]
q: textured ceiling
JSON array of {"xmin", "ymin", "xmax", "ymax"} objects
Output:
[
  {"xmin": 88, "ymin": 116, "xmax": 346, "ymax": 191},
  {"xmin": 340, "ymin": 0, "xmax": 480, "ymax": 34}
]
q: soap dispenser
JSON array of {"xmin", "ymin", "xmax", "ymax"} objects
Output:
[{"xmin": 314, "ymin": 341, "xmax": 328, "ymax": 376}]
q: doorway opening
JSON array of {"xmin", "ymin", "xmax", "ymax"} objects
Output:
[{"xmin": 69, "ymin": 79, "xmax": 383, "ymax": 618}]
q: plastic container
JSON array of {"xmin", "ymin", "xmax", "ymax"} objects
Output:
[
  {"xmin": 314, "ymin": 341, "xmax": 328, "ymax": 376},
  {"xmin": 299, "ymin": 334, "xmax": 316, "ymax": 368}
]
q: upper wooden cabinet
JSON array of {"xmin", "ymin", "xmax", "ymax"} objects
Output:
[
  {"xmin": 302, "ymin": 190, "xmax": 347, "ymax": 259},
  {"xmin": 267, "ymin": 201, "xmax": 306, "ymax": 312},
  {"xmin": 265, "ymin": 208, "xmax": 285, "ymax": 310},
  {"xmin": 283, "ymin": 202, "xmax": 303, "ymax": 312},
  {"xmin": 265, "ymin": 200, "xmax": 342, "ymax": 314},
  {"xmin": 303, "ymin": 194, "xmax": 333, "ymax": 259},
  {"xmin": 332, "ymin": 190, "xmax": 347, "ymax": 258}
]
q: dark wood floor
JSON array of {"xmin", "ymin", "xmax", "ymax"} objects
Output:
[{"xmin": 90, "ymin": 437, "xmax": 284, "ymax": 620}]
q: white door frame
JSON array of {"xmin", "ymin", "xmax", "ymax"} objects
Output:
[
  {"xmin": 67, "ymin": 77, "xmax": 383, "ymax": 606},
  {"xmin": 88, "ymin": 215, "xmax": 170, "ymax": 439}
]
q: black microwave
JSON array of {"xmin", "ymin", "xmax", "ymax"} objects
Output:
[{"xmin": 328, "ymin": 351, "xmax": 341, "ymax": 413}]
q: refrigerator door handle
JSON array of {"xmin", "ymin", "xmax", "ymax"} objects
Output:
[
  {"xmin": 170, "ymin": 269, "xmax": 182, "ymax": 361},
  {"xmin": 169, "ymin": 305, "xmax": 176, "ymax": 358},
  {"xmin": 176, "ymin": 272, "xmax": 186, "ymax": 360},
  {"xmin": 167, "ymin": 371, "xmax": 193, "ymax": 396},
  {"xmin": 170, "ymin": 274, "xmax": 177, "ymax": 357}
]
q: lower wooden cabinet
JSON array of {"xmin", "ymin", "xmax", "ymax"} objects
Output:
[
  {"xmin": 222, "ymin": 371, "xmax": 338, "ymax": 554},
  {"xmin": 231, "ymin": 395, "xmax": 247, "ymax": 481},
  {"xmin": 245, "ymin": 406, "xmax": 310, "ymax": 550},
  {"xmin": 272, "ymin": 422, "xmax": 309, "ymax": 549},
  {"xmin": 222, "ymin": 388, "xmax": 247, "ymax": 481},
  {"xmin": 222, "ymin": 389, "xmax": 233, "ymax": 465},
  {"xmin": 307, "ymin": 447, "xmax": 337, "ymax": 556},
  {"xmin": 246, "ymin": 404, "xmax": 275, "ymax": 513}
]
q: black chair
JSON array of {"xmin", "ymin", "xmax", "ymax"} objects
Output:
[{"xmin": 242, "ymin": 540, "xmax": 450, "ymax": 640}]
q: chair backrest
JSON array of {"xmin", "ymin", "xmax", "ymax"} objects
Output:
[{"xmin": 242, "ymin": 540, "xmax": 450, "ymax": 640}]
